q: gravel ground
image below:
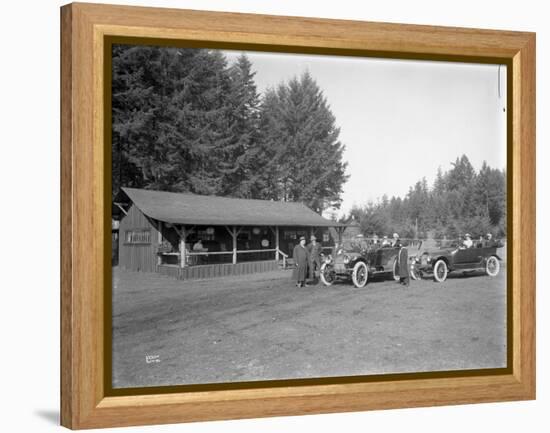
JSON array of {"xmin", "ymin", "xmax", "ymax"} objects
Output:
[{"xmin": 112, "ymin": 265, "xmax": 507, "ymax": 388}]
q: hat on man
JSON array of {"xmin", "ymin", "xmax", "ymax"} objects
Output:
[
  {"xmin": 465, "ymin": 233, "xmax": 471, "ymax": 238},
  {"xmin": 299, "ymin": 236, "xmax": 306, "ymax": 241},
  {"xmin": 393, "ymin": 233, "xmax": 399, "ymax": 238}
]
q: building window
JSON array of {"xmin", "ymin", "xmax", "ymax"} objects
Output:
[
  {"xmin": 197, "ymin": 228, "xmax": 215, "ymax": 241},
  {"xmin": 237, "ymin": 229, "xmax": 251, "ymax": 241},
  {"xmin": 284, "ymin": 230, "xmax": 296, "ymax": 239},
  {"xmin": 125, "ymin": 229, "xmax": 151, "ymax": 244}
]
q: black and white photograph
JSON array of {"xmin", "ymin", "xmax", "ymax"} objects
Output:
[{"xmin": 110, "ymin": 44, "xmax": 507, "ymax": 389}]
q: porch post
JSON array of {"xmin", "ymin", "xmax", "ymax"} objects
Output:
[
  {"xmin": 180, "ymin": 226, "xmax": 187, "ymax": 268},
  {"xmin": 157, "ymin": 220, "xmax": 163, "ymax": 266},
  {"xmin": 275, "ymin": 226, "xmax": 279, "ymax": 260},
  {"xmin": 232, "ymin": 226, "xmax": 237, "ymax": 264},
  {"xmin": 158, "ymin": 220, "xmax": 163, "ymax": 244}
]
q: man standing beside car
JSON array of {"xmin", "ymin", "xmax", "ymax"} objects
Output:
[
  {"xmin": 292, "ymin": 236, "xmax": 310, "ymax": 287},
  {"xmin": 307, "ymin": 235, "xmax": 322, "ymax": 282}
]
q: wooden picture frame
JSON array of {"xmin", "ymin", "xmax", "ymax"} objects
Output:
[{"xmin": 60, "ymin": 2, "xmax": 535, "ymax": 429}]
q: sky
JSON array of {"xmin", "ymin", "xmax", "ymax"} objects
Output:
[{"xmin": 223, "ymin": 50, "xmax": 507, "ymax": 217}]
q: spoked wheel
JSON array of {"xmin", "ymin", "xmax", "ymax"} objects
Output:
[
  {"xmin": 433, "ymin": 259, "xmax": 448, "ymax": 283},
  {"xmin": 410, "ymin": 264, "xmax": 422, "ymax": 281},
  {"xmin": 392, "ymin": 258, "xmax": 400, "ymax": 281},
  {"xmin": 352, "ymin": 261, "xmax": 369, "ymax": 288},
  {"xmin": 319, "ymin": 263, "xmax": 335, "ymax": 286},
  {"xmin": 485, "ymin": 256, "xmax": 500, "ymax": 277}
]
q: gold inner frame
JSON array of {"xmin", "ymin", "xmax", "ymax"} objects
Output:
[{"xmin": 102, "ymin": 34, "xmax": 514, "ymax": 397}]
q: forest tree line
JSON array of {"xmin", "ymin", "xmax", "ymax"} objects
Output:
[
  {"xmin": 112, "ymin": 45, "xmax": 348, "ymax": 214},
  {"xmin": 345, "ymin": 155, "xmax": 507, "ymax": 239},
  {"xmin": 112, "ymin": 45, "xmax": 506, "ymax": 238}
]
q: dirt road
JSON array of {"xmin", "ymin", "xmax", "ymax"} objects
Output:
[{"xmin": 112, "ymin": 266, "xmax": 507, "ymax": 388}]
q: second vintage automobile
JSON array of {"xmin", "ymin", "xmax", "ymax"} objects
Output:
[
  {"xmin": 410, "ymin": 240, "xmax": 503, "ymax": 282},
  {"xmin": 320, "ymin": 236, "xmax": 400, "ymax": 288}
]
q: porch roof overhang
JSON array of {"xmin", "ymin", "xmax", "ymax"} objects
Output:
[{"xmin": 118, "ymin": 187, "xmax": 345, "ymax": 228}]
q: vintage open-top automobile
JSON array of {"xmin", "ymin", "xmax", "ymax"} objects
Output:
[
  {"xmin": 320, "ymin": 237, "xmax": 400, "ymax": 288},
  {"xmin": 410, "ymin": 240, "xmax": 503, "ymax": 282}
]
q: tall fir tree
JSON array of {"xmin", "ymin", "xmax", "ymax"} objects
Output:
[
  {"xmin": 219, "ymin": 54, "xmax": 261, "ymax": 197},
  {"xmin": 254, "ymin": 71, "xmax": 348, "ymax": 213},
  {"xmin": 112, "ymin": 45, "xmax": 233, "ymax": 197}
]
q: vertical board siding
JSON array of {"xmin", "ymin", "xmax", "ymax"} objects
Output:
[
  {"xmin": 156, "ymin": 260, "xmax": 279, "ymax": 280},
  {"xmin": 118, "ymin": 204, "xmax": 159, "ymax": 272}
]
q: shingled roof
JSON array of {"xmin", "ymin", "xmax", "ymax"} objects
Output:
[{"xmin": 119, "ymin": 187, "xmax": 342, "ymax": 227}]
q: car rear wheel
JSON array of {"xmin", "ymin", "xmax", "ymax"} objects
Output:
[
  {"xmin": 485, "ymin": 256, "xmax": 500, "ymax": 277},
  {"xmin": 433, "ymin": 259, "xmax": 448, "ymax": 283},
  {"xmin": 352, "ymin": 261, "xmax": 369, "ymax": 288},
  {"xmin": 319, "ymin": 263, "xmax": 335, "ymax": 286}
]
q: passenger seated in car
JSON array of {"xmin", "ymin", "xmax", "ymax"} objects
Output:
[
  {"xmin": 484, "ymin": 233, "xmax": 496, "ymax": 247},
  {"xmin": 391, "ymin": 233, "xmax": 401, "ymax": 248},
  {"xmin": 462, "ymin": 233, "xmax": 473, "ymax": 249}
]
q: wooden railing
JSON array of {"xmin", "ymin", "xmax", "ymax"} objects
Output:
[
  {"xmin": 159, "ymin": 248, "xmax": 287, "ymax": 267},
  {"xmin": 277, "ymin": 248, "xmax": 288, "ymax": 268},
  {"xmin": 158, "ymin": 246, "xmax": 320, "ymax": 270}
]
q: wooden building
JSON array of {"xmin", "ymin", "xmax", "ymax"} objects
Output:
[{"xmin": 113, "ymin": 187, "xmax": 344, "ymax": 279}]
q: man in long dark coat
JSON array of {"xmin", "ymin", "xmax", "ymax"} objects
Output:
[
  {"xmin": 307, "ymin": 235, "xmax": 322, "ymax": 282},
  {"xmin": 397, "ymin": 244, "xmax": 410, "ymax": 286},
  {"xmin": 292, "ymin": 236, "xmax": 310, "ymax": 287}
]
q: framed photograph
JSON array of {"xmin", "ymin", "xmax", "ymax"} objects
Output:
[{"xmin": 60, "ymin": 3, "xmax": 535, "ymax": 429}]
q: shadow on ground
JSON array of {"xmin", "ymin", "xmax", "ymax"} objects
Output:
[{"xmin": 34, "ymin": 409, "xmax": 59, "ymax": 425}]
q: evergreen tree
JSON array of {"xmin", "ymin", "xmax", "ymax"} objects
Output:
[
  {"xmin": 112, "ymin": 45, "xmax": 234, "ymax": 197},
  {"xmin": 244, "ymin": 87, "xmax": 286, "ymax": 200},
  {"xmin": 255, "ymin": 72, "xmax": 348, "ymax": 213},
  {"xmin": 112, "ymin": 47, "xmax": 348, "ymax": 212},
  {"xmin": 348, "ymin": 156, "xmax": 506, "ymax": 239},
  {"xmin": 219, "ymin": 54, "xmax": 261, "ymax": 197}
]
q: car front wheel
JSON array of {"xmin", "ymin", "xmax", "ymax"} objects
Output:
[
  {"xmin": 319, "ymin": 263, "xmax": 335, "ymax": 286},
  {"xmin": 351, "ymin": 261, "xmax": 369, "ymax": 288},
  {"xmin": 410, "ymin": 264, "xmax": 422, "ymax": 281},
  {"xmin": 485, "ymin": 256, "xmax": 500, "ymax": 277},
  {"xmin": 433, "ymin": 259, "xmax": 448, "ymax": 283}
]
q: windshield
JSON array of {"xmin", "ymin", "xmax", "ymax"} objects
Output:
[
  {"xmin": 335, "ymin": 239, "xmax": 369, "ymax": 253},
  {"xmin": 437, "ymin": 240, "xmax": 460, "ymax": 248}
]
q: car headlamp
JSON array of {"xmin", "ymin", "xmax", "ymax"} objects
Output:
[{"xmin": 343, "ymin": 255, "xmax": 350, "ymax": 264}]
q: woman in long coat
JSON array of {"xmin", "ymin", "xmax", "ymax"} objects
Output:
[{"xmin": 292, "ymin": 236, "xmax": 310, "ymax": 287}]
